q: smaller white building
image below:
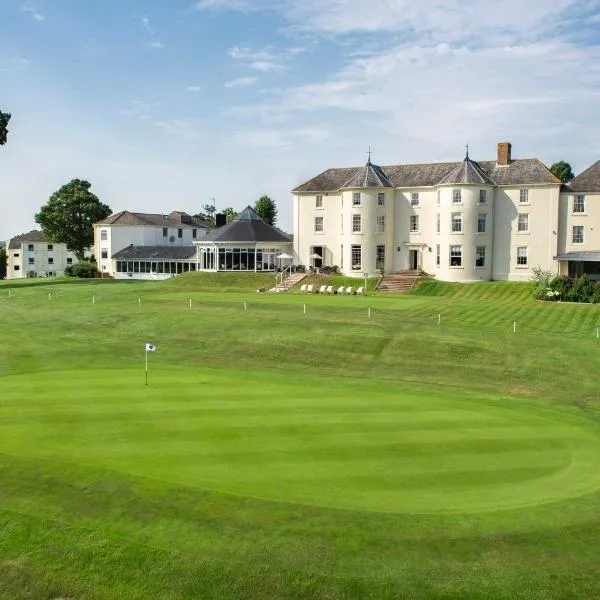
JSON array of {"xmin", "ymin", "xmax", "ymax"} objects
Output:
[{"xmin": 6, "ymin": 230, "xmax": 79, "ymax": 279}]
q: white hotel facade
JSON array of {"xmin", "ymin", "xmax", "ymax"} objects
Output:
[{"xmin": 293, "ymin": 142, "xmax": 600, "ymax": 281}]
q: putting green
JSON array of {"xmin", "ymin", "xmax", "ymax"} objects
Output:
[{"xmin": 2, "ymin": 368, "xmax": 600, "ymax": 514}]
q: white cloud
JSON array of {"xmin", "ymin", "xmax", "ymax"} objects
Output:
[
  {"xmin": 192, "ymin": 0, "xmax": 259, "ymax": 11},
  {"xmin": 22, "ymin": 2, "xmax": 44, "ymax": 21},
  {"xmin": 141, "ymin": 16, "xmax": 154, "ymax": 36},
  {"xmin": 185, "ymin": 86, "xmax": 202, "ymax": 92},
  {"xmin": 224, "ymin": 76, "xmax": 258, "ymax": 88},
  {"xmin": 228, "ymin": 46, "xmax": 286, "ymax": 73},
  {"xmin": 145, "ymin": 41, "xmax": 165, "ymax": 49}
]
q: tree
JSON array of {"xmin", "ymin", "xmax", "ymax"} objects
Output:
[
  {"xmin": 222, "ymin": 207, "xmax": 238, "ymax": 223},
  {"xmin": 35, "ymin": 179, "xmax": 111, "ymax": 261},
  {"xmin": 254, "ymin": 195, "xmax": 278, "ymax": 226},
  {"xmin": 0, "ymin": 110, "xmax": 11, "ymax": 146},
  {"xmin": 193, "ymin": 201, "xmax": 216, "ymax": 226},
  {"xmin": 0, "ymin": 246, "xmax": 6, "ymax": 279},
  {"xmin": 550, "ymin": 161, "xmax": 575, "ymax": 183}
]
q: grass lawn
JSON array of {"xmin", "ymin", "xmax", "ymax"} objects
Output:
[{"xmin": 2, "ymin": 274, "xmax": 600, "ymax": 599}]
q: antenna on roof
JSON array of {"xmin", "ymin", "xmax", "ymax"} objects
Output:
[
  {"xmin": 465, "ymin": 143, "xmax": 470, "ymax": 160},
  {"xmin": 367, "ymin": 146, "xmax": 372, "ymax": 164}
]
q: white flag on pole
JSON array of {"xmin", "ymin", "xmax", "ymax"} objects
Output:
[{"xmin": 145, "ymin": 343, "xmax": 156, "ymax": 352}]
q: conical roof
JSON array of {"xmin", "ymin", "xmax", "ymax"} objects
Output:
[
  {"xmin": 203, "ymin": 206, "xmax": 291, "ymax": 243},
  {"xmin": 341, "ymin": 161, "xmax": 393, "ymax": 188},
  {"xmin": 437, "ymin": 155, "xmax": 494, "ymax": 186}
]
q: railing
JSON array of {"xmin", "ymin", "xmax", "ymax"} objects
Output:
[{"xmin": 275, "ymin": 264, "xmax": 293, "ymax": 287}]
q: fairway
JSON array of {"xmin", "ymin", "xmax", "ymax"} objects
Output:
[
  {"xmin": 3, "ymin": 276, "xmax": 600, "ymax": 599},
  {"xmin": 3, "ymin": 368, "xmax": 600, "ymax": 514}
]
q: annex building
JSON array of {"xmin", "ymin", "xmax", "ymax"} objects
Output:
[
  {"xmin": 293, "ymin": 142, "xmax": 600, "ymax": 281},
  {"xmin": 6, "ymin": 230, "xmax": 79, "ymax": 279}
]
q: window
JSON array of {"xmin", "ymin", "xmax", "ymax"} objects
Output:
[
  {"xmin": 67, "ymin": 258, "xmax": 73, "ymax": 264},
  {"xmin": 411, "ymin": 192, "xmax": 419, "ymax": 207},
  {"xmin": 376, "ymin": 215, "xmax": 385, "ymax": 233},
  {"xmin": 477, "ymin": 214, "xmax": 486, "ymax": 233},
  {"xmin": 314, "ymin": 216, "xmax": 324, "ymax": 232},
  {"xmin": 351, "ymin": 245, "xmax": 362, "ymax": 270},
  {"xmin": 410, "ymin": 215, "xmax": 419, "ymax": 232},
  {"xmin": 475, "ymin": 246, "xmax": 486, "ymax": 267},
  {"xmin": 479, "ymin": 190, "xmax": 487, "ymax": 204},
  {"xmin": 28, "ymin": 244, "xmax": 34, "ymax": 251},
  {"xmin": 436, "ymin": 244, "xmax": 440, "ymax": 267},
  {"xmin": 163, "ymin": 228, "xmax": 168, "ymax": 237},
  {"xmin": 573, "ymin": 194, "xmax": 585, "ymax": 213},
  {"xmin": 572, "ymin": 225, "xmax": 584, "ymax": 244},
  {"xmin": 28, "ymin": 257, "xmax": 34, "ymax": 265},
  {"xmin": 437, "ymin": 190, "xmax": 441, "ymax": 205},
  {"xmin": 377, "ymin": 192, "xmax": 385, "ymax": 206},
  {"xmin": 14, "ymin": 265, "xmax": 19, "ymax": 271},
  {"xmin": 376, "ymin": 245, "xmax": 385, "ymax": 270},
  {"xmin": 451, "ymin": 213, "xmax": 462, "ymax": 233},
  {"xmin": 517, "ymin": 246, "xmax": 528, "ymax": 266},
  {"xmin": 193, "ymin": 229, "xmax": 197, "ymax": 239},
  {"xmin": 101, "ymin": 249, "xmax": 108, "ymax": 259},
  {"xmin": 352, "ymin": 192, "xmax": 361, "ymax": 206},
  {"xmin": 453, "ymin": 189, "xmax": 462, "ymax": 203},
  {"xmin": 519, "ymin": 189, "xmax": 529, "ymax": 203},
  {"xmin": 47, "ymin": 244, "xmax": 53, "ymax": 251},
  {"xmin": 48, "ymin": 257, "xmax": 54, "ymax": 265},
  {"xmin": 436, "ymin": 213, "xmax": 440, "ymax": 233},
  {"xmin": 100, "ymin": 230, "xmax": 108, "ymax": 241},
  {"xmin": 352, "ymin": 214, "xmax": 361, "ymax": 233},
  {"xmin": 316, "ymin": 195, "xmax": 323, "ymax": 208},
  {"xmin": 450, "ymin": 245, "xmax": 462, "ymax": 267},
  {"xmin": 518, "ymin": 213, "xmax": 529, "ymax": 232},
  {"xmin": 178, "ymin": 228, "xmax": 183, "ymax": 238}
]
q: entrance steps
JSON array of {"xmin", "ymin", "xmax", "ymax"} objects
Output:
[
  {"xmin": 269, "ymin": 272, "xmax": 306, "ymax": 293},
  {"xmin": 376, "ymin": 270, "xmax": 420, "ymax": 292}
]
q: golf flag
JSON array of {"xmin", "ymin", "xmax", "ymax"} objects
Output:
[{"xmin": 145, "ymin": 343, "xmax": 156, "ymax": 352}]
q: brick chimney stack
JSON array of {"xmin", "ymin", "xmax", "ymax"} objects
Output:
[{"xmin": 497, "ymin": 142, "xmax": 512, "ymax": 166}]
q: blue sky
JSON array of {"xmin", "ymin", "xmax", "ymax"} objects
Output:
[{"xmin": 1, "ymin": 0, "xmax": 600, "ymax": 241}]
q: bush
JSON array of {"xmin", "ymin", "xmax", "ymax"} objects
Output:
[
  {"xmin": 567, "ymin": 273, "xmax": 594, "ymax": 303},
  {"xmin": 550, "ymin": 276, "xmax": 571, "ymax": 300},
  {"xmin": 67, "ymin": 260, "xmax": 97, "ymax": 278},
  {"xmin": 531, "ymin": 266, "xmax": 554, "ymax": 300},
  {"xmin": 591, "ymin": 283, "xmax": 600, "ymax": 304}
]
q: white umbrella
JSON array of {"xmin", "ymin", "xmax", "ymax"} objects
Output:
[
  {"xmin": 278, "ymin": 252, "xmax": 293, "ymax": 260},
  {"xmin": 310, "ymin": 253, "xmax": 322, "ymax": 259}
]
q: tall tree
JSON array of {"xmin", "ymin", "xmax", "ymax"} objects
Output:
[
  {"xmin": 0, "ymin": 246, "xmax": 6, "ymax": 279},
  {"xmin": 35, "ymin": 179, "xmax": 111, "ymax": 261},
  {"xmin": 254, "ymin": 195, "xmax": 278, "ymax": 226},
  {"xmin": 0, "ymin": 110, "xmax": 11, "ymax": 146},
  {"xmin": 550, "ymin": 161, "xmax": 575, "ymax": 183},
  {"xmin": 194, "ymin": 201, "xmax": 216, "ymax": 226}
]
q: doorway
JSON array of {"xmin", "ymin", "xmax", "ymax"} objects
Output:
[{"xmin": 409, "ymin": 249, "xmax": 419, "ymax": 270}]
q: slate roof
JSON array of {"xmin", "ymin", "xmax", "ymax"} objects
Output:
[
  {"xmin": 568, "ymin": 160, "xmax": 600, "ymax": 193},
  {"xmin": 437, "ymin": 156, "xmax": 494, "ymax": 185},
  {"xmin": 293, "ymin": 158, "xmax": 561, "ymax": 192},
  {"xmin": 201, "ymin": 206, "xmax": 291, "ymax": 243},
  {"xmin": 341, "ymin": 161, "xmax": 393, "ymax": 188},
  {"xmin": 95, "ymin": 210, "xmax": 210, "ymax": 228},
  {"xmin": 8, "ymin": 230, "xmax": 48, "ymax": 249},
  {"xmin": 112, "ymin": 245, "xmax": 197, "ymax": 260}
]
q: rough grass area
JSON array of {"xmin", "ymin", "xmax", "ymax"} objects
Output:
[{"xmin": 2, "ymin": 276, "xmax": 600, "ymax": 599}]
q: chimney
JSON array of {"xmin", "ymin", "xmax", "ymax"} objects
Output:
[
  {"xmin": 215, "ymin": 213, "xmax": 226, "ymax": 228},
  {"xmin": 497, "ymin": 142, "xmax": 512, "ymax": 166}
]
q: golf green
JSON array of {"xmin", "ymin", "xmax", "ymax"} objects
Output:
[{"xmin": 2, "ymin": 368, "xmax": 600, "ymax": 514}]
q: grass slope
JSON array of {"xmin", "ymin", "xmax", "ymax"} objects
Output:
[{"xmin": 1, "ymin": 276, "xmax": 600, "ymax": 598}]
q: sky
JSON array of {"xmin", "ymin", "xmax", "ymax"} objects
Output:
[{"xmin": 1, "ymin": 0, "xmax": 600, "ymax": 241}]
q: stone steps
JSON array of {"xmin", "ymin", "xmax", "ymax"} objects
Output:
[
  {"xmin": 376, "ymin": 270, "xmax": 420, "ymax": 293},
  {"xmin": 269, "ymin": 273, "xmax": 306, "ymax": 293}
]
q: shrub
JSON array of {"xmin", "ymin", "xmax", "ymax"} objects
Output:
[
  {"xmin": 68, "ymin": 260, "xmax": 97, "ymax": 278},
  {"xmin": 567, "ymin": 274, "xmax": 594, "ymax": 303},
  {"xmin": 531, "ymin": 267, "xmax": 554, "ymax": 300},
  {"xmin": 550, "ymin": 276, "xmax": 571, "ymax": 300},
  {"xmin": 591, "ymin": 283, "xmax": 600, "ymax": 304}
]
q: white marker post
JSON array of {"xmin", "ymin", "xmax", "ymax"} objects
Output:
[
  {"xmin": 363, "ymin": 272, "xmax": 368, "ymax": 296},
  {"xmin": 145, "ymin": 343, "xmax": 156, "ymax": 385}
]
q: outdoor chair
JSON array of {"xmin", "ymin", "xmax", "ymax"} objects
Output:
[
  {"xmin": 306, "ymin": 284, "xmax": 314, "ymax": 293},
  {"xmin": 318, "ymin": 285, "xmax": 327, "ymax": 294},
  {"xmin": 300, "ymin": 284, "xmax": 307, "ymax": 293},
  {"xmin": 356, "ymin": 287, "xmax": 364, "ymax": 295},
  {"xmin": 326, "ymin": 285, "xmax": 334, "ymax": 294},
  {"xmin": 336, "ymin": 286, "xmax": 345, "ymax": 295},
  {"xmin": 345, "ymin": 287, "xmax": 353, "ymax": 295}
]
